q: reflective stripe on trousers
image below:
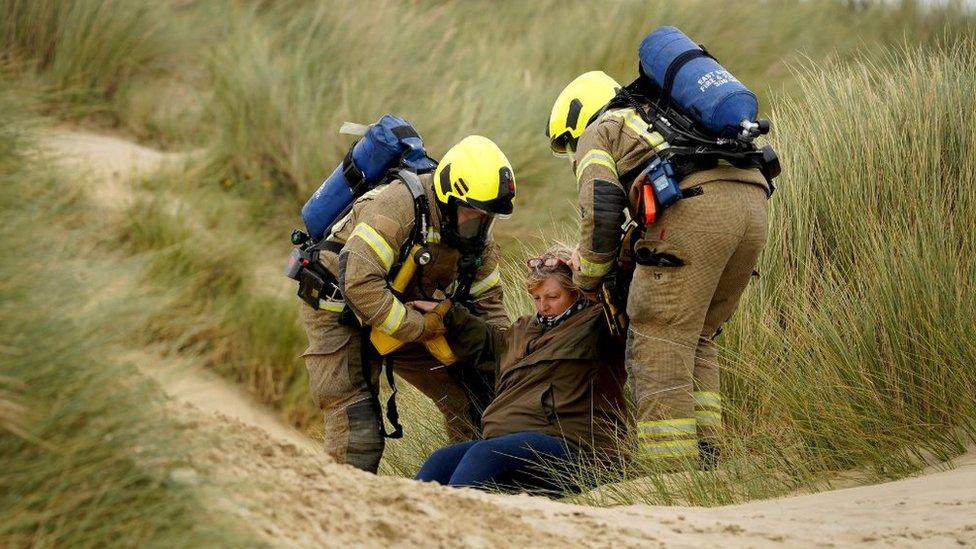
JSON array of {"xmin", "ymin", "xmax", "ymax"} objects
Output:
[
  {"xmin": 694, "ymin": 390, "xmax": 722, "ymax": 428},
  {"xmin": 637, "ymin": 418, "xmax": 698, "ymax": 459}
]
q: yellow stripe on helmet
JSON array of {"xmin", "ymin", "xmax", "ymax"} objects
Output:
[
  {"xmin": 470, "ymin": 266, "xmax": 501, "ymax": 297},
  {"xmin": 350, "ymin": 223, "xmax": 395, "ymax": 272}
]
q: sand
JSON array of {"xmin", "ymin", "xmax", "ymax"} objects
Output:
[{"xmin": 181, "ymin": 407, "xmax": 976, "ymax": 547}]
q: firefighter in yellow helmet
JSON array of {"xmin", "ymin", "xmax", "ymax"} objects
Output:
[
  {"xmin": 546, "ymin": 71, "xmax": 621, "ymax": 157},
  {"xmin": 548, "ymin": 71, "xmax": 771, "ymax": 471},
  {"xmin": 299, "ymin": 135, "xmax": 516, "ymax": 473}
]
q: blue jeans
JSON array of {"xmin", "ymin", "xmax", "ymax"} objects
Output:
[{"xmin": 414, "ymin": 431, "xmax": 576, "ymax": 494}]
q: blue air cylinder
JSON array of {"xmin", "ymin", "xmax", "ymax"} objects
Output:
[
  {"xmin": 301, "ymin": 115, "xmax": 434, "ymax": 241},
  {"xmin": 639, "ymin": 26, "xmax": 758, "ymax": 139},
  {"xmin": 301, "ymin": 163, "xmax": 355, "ymax": 242}
]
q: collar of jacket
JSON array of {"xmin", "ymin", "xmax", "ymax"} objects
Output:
[
  {"xmin": 534, "ymin": 297, "xmax": 587, "ymax": 329},
  {"xmin": 503, "ymin": 303, "xmax": 604, "ymax": 374}
]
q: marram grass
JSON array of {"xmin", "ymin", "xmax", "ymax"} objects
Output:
[
  {"xmin": 200, "ymin": 0, "xmax": 975, "ymax": 236},
  {"xmin": 385, "ymin": 41, "xmax": 976, "ymax": 503},
  {"xmin": 0, "ymin": 96, "xmax": 240, "ymax": 546}
]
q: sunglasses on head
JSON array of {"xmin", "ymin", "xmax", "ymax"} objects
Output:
[{"xmin": 526, "ymin": 253, "xmax": 569, "ymax": 271}]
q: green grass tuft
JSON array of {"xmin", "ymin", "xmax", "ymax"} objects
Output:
[{"xmin": 0, "ymin": 93, "xmax": 242, "ymax": 546}]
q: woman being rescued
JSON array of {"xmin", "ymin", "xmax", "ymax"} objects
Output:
[{"xmin": 410, "ymin": 244, "xmax": 628, "ymax": 495}]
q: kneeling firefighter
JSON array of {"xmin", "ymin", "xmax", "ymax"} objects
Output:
[
  {"xmin": 289, "ymin": 117, "xmax": 515, "ymax": 472},
  {"xmin": 546, "ymin": 27, "xmax": 781, "ymax": 470}
]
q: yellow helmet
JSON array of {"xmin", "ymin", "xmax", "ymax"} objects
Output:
[
  {"xmin": 434, "ymin": 135, "xmax": 516, "ymax": 216},
  {"xmin": 546, "ymin": 71, "xmax": 620, "ymax": 156}
]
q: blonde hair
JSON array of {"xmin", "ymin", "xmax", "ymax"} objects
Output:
[{"xmin": 525, "ymin": 243, "xmax": 582, "ymax": 296}]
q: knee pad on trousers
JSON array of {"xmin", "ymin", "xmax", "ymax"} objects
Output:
[{"xmin": 344, "ymin": 399, "xmax": 385, "ymax": 473}]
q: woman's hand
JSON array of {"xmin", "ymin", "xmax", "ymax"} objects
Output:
[{"xmin": 407, "ymin": 300, "xmax": 440, "ymax": 314}]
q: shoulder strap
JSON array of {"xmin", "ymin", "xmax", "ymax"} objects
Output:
[
  {"xmin": 359, "ymin": 329, "xmax": 403, "ymax": 439},
  {"xmin": 398, "ymin": 168, "xmax": 425, "ymax": 201},
  {"xmin": 394, "ymin": 169, "xmax": 430, "ymax": 260},
  {"xmin": 341, "ymin": 143, "xmax": 367, "ymax": 195}
]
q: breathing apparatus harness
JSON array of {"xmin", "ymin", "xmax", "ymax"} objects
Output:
[
  {"xmin": 289, "ymin": 166, "xmax": 487, "ymax": 440},
  {"xmin": 607, "ymin": 60, "xmax": 781, "ymax": 194},
  {"xmin": 369, "ymin": 172, "xmax": 490, "ymax": 439},
  {"xmin": 593, "ymin": 52, "xmax": 781, "ymax": 338},
  {"xmin": 289, "ymin": 165, "xmax": 484, "ymax": 309}
]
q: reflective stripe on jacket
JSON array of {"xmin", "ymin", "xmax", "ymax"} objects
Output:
[
  {"xmin": 317, "ymin": 172, "xmax": 509, "ymax": 342},
  {"xmin": 572, "ymin": 107, "xmax": 769, "ymax": 290}
]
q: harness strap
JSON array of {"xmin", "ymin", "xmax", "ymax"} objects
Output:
[
  {"xmin": 619, "ymin": 162, "xmax": 647, "ymax": 190},
  {"xmin": 358, "ymin": 169, "xmax": 428, "ymax": 440},
  {"xmin": 382, "ymin": 356, "xmax": 403, "ymax": 438},
  {"xmin": 452, "ymin": 253, "xmax": 480, "ymax": 304},
  {"xmin": 397, "ymin": 169, "xmax": 430, "ymax": 256},
  {"xmin": 619, "ymin": 153, "xmax": 716, "ymax": 193},
  {"xmin": 342, "ymin": 145, "xmax": 367, "ymax": 195},
  {"xmin": 311, "ymin": 239, "xmax": 344, "ymax": 255},
  {"xmin": 359, "ymin": 328, "xmax": 403, "ymax": 439},
  {"xmin": 658, "ymin": 45, "xmax": 715, "ymax": 112},
  {"xmin": 391, "ymin": 125, "xmax": 420, "ymax": 140}
]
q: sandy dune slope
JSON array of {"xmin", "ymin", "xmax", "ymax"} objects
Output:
[
  {"xmin": 50, "ymin": 127, "xmax": 976, "ymax": 547},
  {"xmin": 39, "ymin": 129, "xmax": 190, "ymax": 208},
  {"xmin": 186, "ymin": 410, "xmax": 975, "ymax": 547}
]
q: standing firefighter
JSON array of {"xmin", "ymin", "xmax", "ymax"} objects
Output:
[
  {"xmin": 546, "ymin": 28, "xmax": 779, "ymax": 470},
  {"xmin": 293, "ymin": 129, "xmax": 515, "ymax": 473}
]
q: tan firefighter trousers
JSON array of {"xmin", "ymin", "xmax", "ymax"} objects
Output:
[
  {"xmin": 300, "ymin": 303, "xmax": 481, "ymax": 473},
  {"xmin": 626, "ymin": 180, "xmax": 768, "ymax": 468}
]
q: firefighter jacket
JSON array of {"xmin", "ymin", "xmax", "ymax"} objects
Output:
[
  {"xmin": 316, "ymin": 173, "xmax": 509, "ymax": 342},
  {"xmin": 572, "ymin": 106, "xmax": 770, "ymax": 290},
  {"xmin": 445, "ymin": 302, "xmax": 628, "ymax": 453}
]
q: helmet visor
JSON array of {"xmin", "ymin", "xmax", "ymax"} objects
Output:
[
  {"xmin": 549, "ymin": 131, "xmax": 576, "ymax": 157},
  {"xmin": 456, "ymin": 204, "xmax": 494, "ymax": 240}
]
